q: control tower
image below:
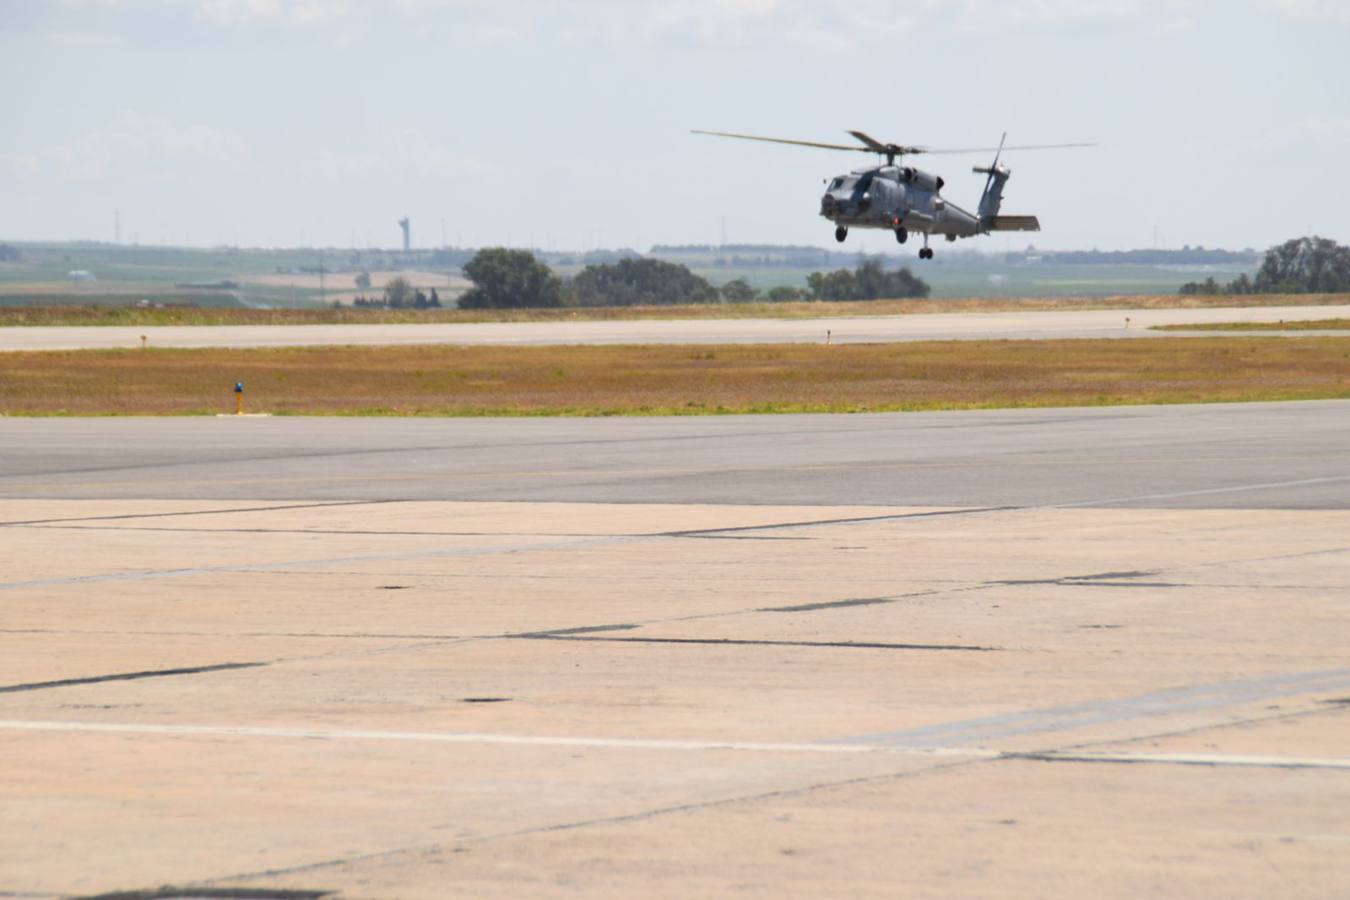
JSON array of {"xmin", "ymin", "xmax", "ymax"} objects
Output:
[{"xmin": 397, "ymin": 217, "xmax": 410, "ymax": 252}]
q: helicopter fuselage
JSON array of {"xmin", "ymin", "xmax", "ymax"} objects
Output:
[
  {"xmin": 820, "ymin": 164, "xmax": 981, "ymax": 241},
  {"xmin": 693, "ymin": 127, "xmax": 1077, "ymax": 259}
]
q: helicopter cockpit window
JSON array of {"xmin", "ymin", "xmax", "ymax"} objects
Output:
[{"xmin": 828, "ymin": 177, "xmax": 845, "ymax": 191}]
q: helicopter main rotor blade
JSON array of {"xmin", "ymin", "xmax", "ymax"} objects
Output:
[
  {"xmin": 921, "ymin": 141, "xmax": 1097, "ymax": 155},
  {"xmin": 691, "ymin": 130, "xmax": 875, "ymax": 154},
  {"xmin": 847, "ymin": 130, "xmax": 928, "ymax": 158},
  {"xmin": 846, "ymin": 130, "xmax": 889, "ymax": 152}
]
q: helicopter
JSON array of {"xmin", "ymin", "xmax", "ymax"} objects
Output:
[{"xmin": 692, "ymin": 129, "xmax": 1093, "ymax": 259}]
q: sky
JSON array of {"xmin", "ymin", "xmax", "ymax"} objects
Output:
[{"xmin": 1, "ymin": 0, "xmax": 1348, "ymax": 254}]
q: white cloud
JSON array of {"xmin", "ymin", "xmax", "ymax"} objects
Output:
[
  {"xmin": 195, "ymin": 0, "xmax": 350, "ymax": 26},
  {"xmin": 1264, "ymin": 0, "xmax": 1350, "ymax": 24},
  {"xmin": 46, "ymin": 30, "xmax": 126, "ymax": 48},
  {"xmin": 48, "ymin": 111, "xmax": 253, "ymax": 180},
  {"xmin": 308, "ymin": 128, "xmax": 493, "ymax": 180},
  {"xmin": 0, "ymin": 153, "xmax": 41, "ymax": 180},
  {"xmin": 387, "ymin": 0, "xmax": 1177, "ymax": 50},
  {"xmin": 52, "ymin": 0, "xmax": 1188, "ymax": 45},
  {"xmin": 944, "ymin": 0, "xmax": 1160, "ymax": 33}
]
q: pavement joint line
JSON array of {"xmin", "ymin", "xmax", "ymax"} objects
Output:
[
  {"xmin": 0, "ymin": 505, "xmax": 1032, "ymax": 594},
  {"xmin": 199, "ymin": 753, "xmax": 992, "ymax": 888},
  {"xmin": 1051, "ymin": 473, "xmax": 1350, "ymax": 508},
  {"xmin": 517, "ymin": 634, "xmax": 998, "ymax": 652},
  {"xmin": 0, "ymin": 499, "xmax": 401, "ymax": 528},
  {"xmin": 0, "ymin": 628, "xmax": 471, "ymax": 640},
  {"xmin": 1, "ymin": 720, "xmax": 1346, "ymax": 772},
  {"xmin": 0, "ymin": 533, "xmax": 634, "ymax": 592},
  {"xmin": 1007, "ymin": 749, "xmax": 1350, "ymax": 770},
  {"xmin": 759, "ymin": 590, "xmax": 939, "ymax": 613},
  {"xmin": 7, "ymin": 524, "xmax": 644, "ymax": 538},
  {"xmin": 3, "ymin": 447, "xmax": 1340, "ymax": 491},
  {"xmin": 833, "ymin": 667, "xmax": 1350, "ymax": 747},
  {"xmin": 660, "ymin": 505, "xmax": 1018, "ymax": 537},
  {"xmin": 0, "ymin": 662, "xmax": 268, "ymax": 694}
]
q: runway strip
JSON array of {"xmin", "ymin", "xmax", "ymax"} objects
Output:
[{"xmin": 3, "ymin": 303, "xmax": 1348, "ymax": 350}]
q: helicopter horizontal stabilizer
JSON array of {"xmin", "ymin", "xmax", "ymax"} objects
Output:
[{"xmin": 987, "ymin": 215, "xmax": 1041, "ymax": 232}]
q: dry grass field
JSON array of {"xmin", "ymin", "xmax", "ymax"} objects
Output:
[
  {"xmin": 2, "ymin": 336, "xmax": 1348, "ymax": 416},
  {"xmin": 1, "ymin": 293, "xmax": 1348, "ymax": 327},
  {"xmin": 1154, "ymin": 318, "xmax": 1350, "ymax": 331}
]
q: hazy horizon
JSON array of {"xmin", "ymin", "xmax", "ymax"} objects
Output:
[{"xmin": 3, "ymin": 1, "xmax": 1347, "ymax": 256}]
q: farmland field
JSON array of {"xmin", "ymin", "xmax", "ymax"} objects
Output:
[{"xmin": 0, "ymin": 241, "xmax": 1261, "ymax": 309}]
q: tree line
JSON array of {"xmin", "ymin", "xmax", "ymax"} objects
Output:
[
  {"xmin": 456, "ymin": 249, "xmax": 929, "ymax": 309},
  {"xmin": 1180, "ymin": 236, "xmax": 1350, "ymax": 295},
  {"xmin": 352, "ymin": 275, "xmax": 442, "ymax": 308}
]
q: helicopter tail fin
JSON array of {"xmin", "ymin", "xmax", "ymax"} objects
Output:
[
  {"xmin": 986, "ymin": 215, "xmax": 1041, "ymax": 232},
  {"xmin": 974, "ymin": 164, "xmax": 1012, "ymax": 221},
  {"xmin": 973, "ymin": 132, "xmax": 1011, "ymax": 224}
]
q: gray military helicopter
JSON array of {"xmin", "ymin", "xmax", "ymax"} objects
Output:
[{"xmin": 693, "ymin": 129, "xmax": 1092, "ymax": 259}]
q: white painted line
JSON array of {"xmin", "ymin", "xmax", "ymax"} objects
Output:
[
  {"xmin": 0, "ymin": 719, "xmax": 994, "ymax": 758},
  {"xmin": 1, "ymin": 719, "xmax": 1347, "ymax": 770}
]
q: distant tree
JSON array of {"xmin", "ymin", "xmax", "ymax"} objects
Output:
[
  {"xmin": 1179, "ymin": 236, "xmax": 1350, "ymax": 295},
  {"xmin": 1254, "ymin": 236, "xmax": 1350, "ymax": 294},
  {"xmin": 0, "ymin": 244, "xmax": 18, "ymax": 262},
  {"xmin": 719, "ymin": 278, "xmax": 757, "ymax": 302},
  {"xmin": 765, "ymin": 286, "xmax": 805, "ymax": 302},
  {"xmin": 566, "ymin": 258, "xmax": 718, "ymax": 307},
  {"xmin": 1179, "ymin": 276, "xmax": 1221, "ymax": 296},
  {"xmin": 354, "ymin": 271, "xmax": 371, "ymax": 290},
  {"xmin": 806, "ymin": 269, "xmax": 857, "ymax": 301},
  {"xmin": 460, "ymin": 248, "xmax": 562, "ymax": 309},
  {"xmin": 806, "ymin": 258, "xmax": 929, "ymax": 301},
  {"xmin": 428, "ymin": 287, "xmax": 442, "ymax": 308},
  {"xmin": 414, "ymin": 289, "xmax": 429, "ymax": 309},
  {"xmin": 384, "ymin": 276, "xmax": 415, "ymax": 308}
]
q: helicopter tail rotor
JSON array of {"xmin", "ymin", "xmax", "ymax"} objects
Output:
[{"xmin": 973, "ymin": 132, "xmax": 1012, "ymax": 222}]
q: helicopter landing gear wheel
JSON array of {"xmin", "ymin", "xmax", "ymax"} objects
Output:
[
  {"xmin": 895, "ymin": 227, "xmax": 908, "ymax": 244},
  {"xmin": 834, "ymin": 226, "xmax": 848, "ymax": 243},
  {"xmin": 919, "ymin": 234, "xmax": 933, "ymax": 260}
]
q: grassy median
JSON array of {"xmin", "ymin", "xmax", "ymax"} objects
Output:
[
  {"xmin": 2, "ymin": 337, "xmax": 1348, "ymax": 416},
  {"xmin": 2, "ymin": 293, "xmax": 1349, "ymax": 327},
  {"xmin": 1153, "ymin": 318, "xmax": 1350, "ymax": 332}
]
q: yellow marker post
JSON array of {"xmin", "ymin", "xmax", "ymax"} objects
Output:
[{"xmin": 234, "ymin": 381, "xmax": 244, "ymax": 416}]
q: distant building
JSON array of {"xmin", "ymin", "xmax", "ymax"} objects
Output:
[
  {"xmin": 67, "ymin": 270, "xmax": 96, "ymax": 282},
  {"xmin": 398, "ymin": 217, "xmax": 410, "ymax": 252}
]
